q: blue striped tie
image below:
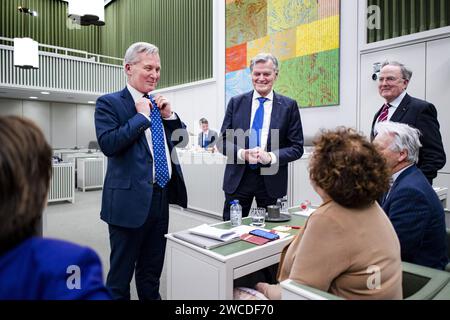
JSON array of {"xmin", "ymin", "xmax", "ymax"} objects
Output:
[{"xmin": 148, "ymin": 95, "xmax": 170, "ymax": 188}]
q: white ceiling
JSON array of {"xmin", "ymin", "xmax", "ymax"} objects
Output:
[{"xmin": 0, "ymin": 85, "xmax": 101, "ymax": 105}]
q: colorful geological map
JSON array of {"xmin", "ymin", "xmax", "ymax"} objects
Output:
[{"xmin": 225, "ymin": 0, "xmax": 340, "ymax": 107}]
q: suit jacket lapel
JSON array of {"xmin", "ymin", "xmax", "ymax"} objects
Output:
[
  {"xmin": 383, "ymin": 165, "xmax": 415, "ymax": 212},
  {"xmin": 266, "ymin": 92, "xmax": 281, "ymax": 151},
  {"xmin": 390, "ymin": 93, "xmax": 410, "ymax": 122},
  {"xmin": 121, "ymin": 87, "xmax": 152, "ymax": 157},
  {"xmin": 241, "ymin": 91, "xmax": 253, "ymax": 131}
]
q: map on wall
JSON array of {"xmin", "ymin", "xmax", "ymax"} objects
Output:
[{"xmin": 225, "ymin": 0, "xmax": 340, "ymax": 108}]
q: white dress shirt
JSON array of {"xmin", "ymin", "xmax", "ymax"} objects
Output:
[
  {"xmin": 385, "ymin": 90, "xmax": 407, "ymax": 121},
  {"xmin": 127, "ymin": 84, "xmax": 174, "ymax": 181},
  {"xmin": 237, "ymin": 90, "xmax": 277, "ymax": 164}
]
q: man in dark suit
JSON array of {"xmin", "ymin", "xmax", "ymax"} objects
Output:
[
  {"xmin": 371, "ymin": 60, "xmax": 446, "ymax": 184},
  {"xmin": 95, "ymin": 42, "xmax": 188, "ymax": 300},
  {"xmin": 197, "ymin": 118, "xmax": 218, "ymax": 148},
  {"xmin": 218, "ymin": 53, "xmax": 304, "ymax": 220},
  {"xmin": 374, "ymin": 121, "xmax": 447, "ymax": 270}
]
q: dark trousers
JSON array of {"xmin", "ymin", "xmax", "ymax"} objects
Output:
[
  {"xmin": 106, "ymin": 185, "xmax": 169, "ymax": 300},
  {"xmin": 224, "ymin": 166, "xmax": 279, "ymax": 287},
  {"xmin": 223, "ymin": 165, "xmax": 278, "ymax": 221}
]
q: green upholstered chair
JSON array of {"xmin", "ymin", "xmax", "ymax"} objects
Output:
[
  {"xmin": 433, "ymin": 281, "xmax": 450, "ymax": 300},
  {"xmin": 402, "ymin": 262, "xmax": 450, "ymax": 299},
  {"xmin": 280, "ymin": 280, "xmax": 343, "ymax": 300},
  {"xmin": 280, "ymin": 262, "xmax": 450, "ymax": 300}
]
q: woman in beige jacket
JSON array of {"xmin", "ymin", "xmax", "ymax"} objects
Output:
[{"xmin": 256, "ymin": 127, "xmax": 403, "ymax": 300}]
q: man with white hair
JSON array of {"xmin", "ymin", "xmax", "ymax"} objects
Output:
[
  {"xmin": 374, "ymin": 121, "xmax": 447, "ymax": 270},
  {"xmin": 95, "ymin": 42, "xmax": 188, "ymax": 299}
]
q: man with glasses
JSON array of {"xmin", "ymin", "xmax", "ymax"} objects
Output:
[{"xmin": 370, "ymin": 61, "xmax": 446, "ymax": 185}]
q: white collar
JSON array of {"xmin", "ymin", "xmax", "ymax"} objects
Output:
[
  {"xmin": 127, "ymin": 83, "xmax": 150, "ymax": 103},
  {"xmin": 392, "ymin": 163, "xmax": 414, "ymax": 184},
  {"xmin": 252, "ymin": 90, "xmax": 274, "ymax": 102},
  {"xmin": 388, "ymin": 91, "xmax": 407, "ymax": 108}
]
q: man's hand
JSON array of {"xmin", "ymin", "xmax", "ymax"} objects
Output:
[
  {"xmin": 255, "ymin": 148, "xmax": 272, "ymax": 165},
  {"xmin": 153, "ymin": 94, "xmax": 172, "ymax": 118},
  {"xmin": 135, "ymin": 97, "xmax": 151, "ymax": 117},
  {"xmin": 243, "ymin": 148, "xmax": 259, "ymax": 164}
]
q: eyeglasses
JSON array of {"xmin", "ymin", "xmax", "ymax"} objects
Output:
[{"xmin": 378, "ymin": 76, "xmax": 404, "ymax": 83}]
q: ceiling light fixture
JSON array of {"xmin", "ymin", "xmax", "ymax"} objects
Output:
[
  {"xmin": 41, "ymin": 91, "xmax": 50, "ymax": 95},
  {"xmin": 68, "ymin": 0, "xmax": 105, "ymax": 26}
]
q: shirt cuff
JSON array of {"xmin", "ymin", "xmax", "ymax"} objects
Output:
[
  {"xmin": 237, "ymin": 149, "xmax": 245, "ymax": 161},
  {"xmin": 139, "ymin": 112, "xmax": 151, "ymax": 123},
  {"xmin": 268, "ymin": 152, "xmax": 277, "ymax": 164},
  {"xmin": 163, "ymin": 112, "xmax": 177, "ymax": 120}
]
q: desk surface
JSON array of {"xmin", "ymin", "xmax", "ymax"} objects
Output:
[
  {"xmin": 165, "ymin": 213, "xmax": 308, "ymax": 299},
  {"xmin": 209, "ymin": 215, "xmax": 307, "ymax": 256}
]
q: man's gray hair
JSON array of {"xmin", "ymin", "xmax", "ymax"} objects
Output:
[
  {"xmin": 375, "ymin": 121, "xmax": 422, "ymax": 163},
  {"xmin": 381, "ymin": 60, "xmax": 413, "ymax": 81},
  {"xmin": 123, "ymin": 42, "xmax": 159, "ymax": 68},
  {"xmin": 250, "ymin": 53, "xmax": 279, "ymax": 74}
]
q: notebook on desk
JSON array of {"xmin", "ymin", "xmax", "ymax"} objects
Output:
[{"xmin": 172, "ymin": 230, "xmax": 240, "ymax": 250}]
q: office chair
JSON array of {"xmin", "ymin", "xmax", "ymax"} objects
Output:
[{"xmin": 281, "ymin": 262, "xmax": 450, "ymax": 300}]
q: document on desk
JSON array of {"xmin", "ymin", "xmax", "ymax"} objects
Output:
[
  {"xmin": 172, "ymin": 229, "xmax": 240, "ymax": 250},
  {"xmin": 189, "ymin": 224, "xmax": 239, "ymax": 242}
]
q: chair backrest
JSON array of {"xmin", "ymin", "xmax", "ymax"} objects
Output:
[
  {"xmin": 432, "ymin": 281, "xmax": 450, "ymax": 299},
  {"xmin": 400, "ymin": 262, "xmax": 450, "ymax": 299},
  {"xmin": 281, "ymin": 262, "xmax": 450, "ymax": 300},
  {"xmin": 280, "ymin": 280, "xmax": 343, "ymax": 300}
]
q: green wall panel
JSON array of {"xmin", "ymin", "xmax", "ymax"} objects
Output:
[
  {"xmin": 0, "ymin": 0, "xmax": 213, "ymax": 88},
  {"xmin": 0, "ymin": 0, "xmax": 101, "ymax": 54},
  {"xmin": 367, "ymin": 0, "xmax": 450, "ymax": 43}
]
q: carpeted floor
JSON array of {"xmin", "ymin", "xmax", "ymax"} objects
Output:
[{"xmin": 43, "ymin": 189, "xmax": 220, "ymax": 300}]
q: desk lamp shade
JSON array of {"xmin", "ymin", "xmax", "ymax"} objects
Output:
[{"xmin": 14, "ymin": 37, "xmax": 39, "ymax": 69}]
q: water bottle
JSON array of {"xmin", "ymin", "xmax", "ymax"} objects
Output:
[{"xmin": 230, "ymin": 200, "xmax": 242, "ymax": 227}]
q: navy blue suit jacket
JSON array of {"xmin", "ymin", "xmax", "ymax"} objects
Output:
[
  {"xmin": 382, "ymin": 165, "xmax": 448, "ymax": 270},
  {"xmin": 218, "ymin": 91, "xmax": 304, "ymax": 198},
  {"xmin": 0, "ymin": 237, "xmax": 110, "ymax": 300},
  {"xmin": 371, "ymin": 93, "xmax": 446, "ymax": 182},
  {"xmin": 95, "ymin": 88, "xmax": 188, "ymax": 228}
]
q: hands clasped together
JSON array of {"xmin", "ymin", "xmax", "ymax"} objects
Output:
[{"xmin": 243, "ymin": 147, "xmax": 272, "ymax": 165}]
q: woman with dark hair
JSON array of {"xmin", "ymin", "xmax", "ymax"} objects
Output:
[
  {"xmin": 0, "ymin": 116, "xmax": 110, "ymax": 299},
  {"xmin": 255, "ymin": 127, "xmax": 402, "ymax": 299}
]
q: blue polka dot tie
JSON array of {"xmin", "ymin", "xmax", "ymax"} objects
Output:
[{"xmin": 148, "ymin": 95, "xmax": 170, "ymax": 188}]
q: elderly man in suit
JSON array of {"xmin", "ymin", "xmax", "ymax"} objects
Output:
[
  {"xmin": 371, "ymin": 60, "xmax": 446, "ymax": 185},
  {"xmin": 197, "ymin": 118, "xmax": 218, "ymax": 148},
  {"xmin": 374, "ymin": 121, "xmax": 447, "ymax": 270},
  {"xmin": 218, "ymin": 53, "xmax": 304, "ymax": 221},
  {"xmin": 95, "ymin": 42, "xmax": 188, "ymax": 300}
]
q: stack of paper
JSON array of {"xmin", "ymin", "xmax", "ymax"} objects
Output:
[
  {"xmin": 172, "ymin": 224, "xmax": 240, "ymax": 250},
  {"xmin": 189, "ymin": 224, "xmax": 239, "ymax": 242}
]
